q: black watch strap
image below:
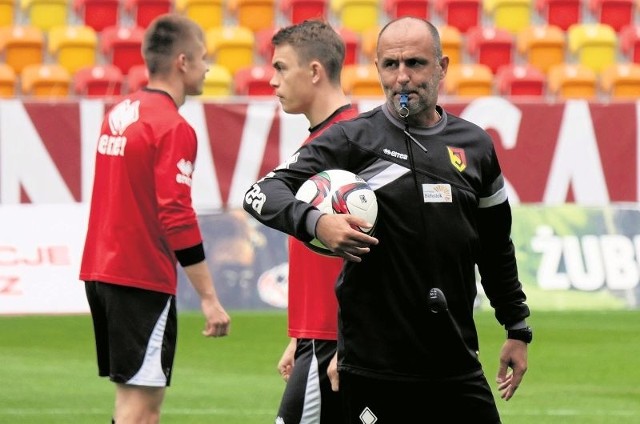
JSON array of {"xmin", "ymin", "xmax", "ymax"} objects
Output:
[{"xmin": 507, "ymin": 326, "xmax": 533, "ymax": 343}]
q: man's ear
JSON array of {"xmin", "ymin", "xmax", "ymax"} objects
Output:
[
  {"xmin": 309, "ymin": 60, "xmax": 322, "ymax": 84},
  {"xmin": 177, "ymin": 53, "xmax": 188, "ymax": 72}
]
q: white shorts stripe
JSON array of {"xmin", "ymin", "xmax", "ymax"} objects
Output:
[
  {"xmin": 299, "ymin": 341, "xmax": 322, "ymax": 424},
  {"xmin": 127, "ymin": 298, "xmax": 171, "ymax": 387}
]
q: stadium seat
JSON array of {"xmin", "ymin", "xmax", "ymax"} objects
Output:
[
  {"xmin": 206, "ymin": 26, "xmax": 255, "ymax": 75},
  {"xmin": 175, "ymin": 0, "xmax": 224, "ymax": 32},
  {"xmin": 620, "ymin": 24, "xmax": 640, "ymax": 63},
  {"xmin": 124, "ymin": 0, "xmax": 172, "ymax": 28},
  {"xmin": 338, "ymin": 27, "xmax": 359, "ymax": 66},
  {"xmin": 0, "ymin": 63, "xmax": 16, "ymax": 97},
  {"xmin": 21, "ymin": 63, "xmax": 71, "ymax": 97},
  {"xmin": 600, "ymin": 63, "xmax": 640, "ymax": 98},
  {"xmin": 280, "ymin": 0, "xmax": 328, "ymax": 23},
  {"xmin": 73, "ymin": 64, "xmax": 123, "ymax": 97},
  {"xmin": 126, "ymin": 63, "xmax": 148, "ymax": 91},
  {"xmin": 233, "ymin": 64, "xmax": 275, "ymax": 95},
  {"xmin": 255, "ymin": 26, "xmax": 280, "ymax": 62},
  {"xmin": 101, "ymin": 25, "xmax": 145, "ymax": 75},
  {"xmin": 360, "ymin": 26, "xmax": 381, "ymax": 61},
  {"xmin": 439, "ymin": 25, "xmax": 463, "ymax": 65},
  {"xmin": 535, "ymin": 0, "xmax": 581, "ymax": 31},
  {"xmin": 48, "ymin": 25, "xmax": 98, "ymax": 74},
  {"xmin": 588, "ymin": 0, "xmax": 635, "ymax": 33},
  {"xmin": 333, "ymin": 0, "xmax": 380, "ymax": 33},
  {"xmin": 547, "ymin": 62, "xmax": 597, "ymax": 99},
  {"xmin": 0, "ymin": 0, "xmax": 16, "ymax": 27},
  {"xmin": 0, "ymin": 26, "xmax": 45, "ymax": 74},
  {"xmin": 517, "ymin": 24, "xmax": 566, "ymax": 73},
  {"xmin": 567, "ymin": 23, "xmax": 617, "ymax": 74},
  {"xmin": 341, "ymin": 63, "xmax": 382, "ymax": 96},
  {"xmin": 484, "ymin": 0, "xmax": 533, "ymax": 34},
  {"xmin": 433, "ymin": 0, "xmax": 481, "ymax": 33},
  {"xmin": 202, "ymin": 63, "xmax": 233, "ymax": 97},
  {"xmin": 465, "ymin": 26, "xmax": 514, "ymax": 74},
  {"xmin": 444, "ymin": 63, "xmax": 493, "ymax": 96},
  {"xmin": 233, "ymin": 0, "xmax": 276, "ymax": 32},
  {"xmin": 384, "ymin": 0, "xmax": 429, "ymax": 19},
  {"xmin": 495, "ymin": 63, "xmax": 545, "ymax": 96},
  {"xmin": 73, "ymin": 0, "xmax": 120, "ymax": 32},
  {"xmin": 21, "ymin": 0, "xmax": 69, "ymax": 32}
]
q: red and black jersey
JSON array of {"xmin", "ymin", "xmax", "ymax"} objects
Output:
[
  {"xmin": 244, "ymin": 103, "xmax": 530, "ymax": 381},
  {"xmin": 288, "ymin": 104, "xmax": 358, "ymax": 340},
  {"xmin": 80, "ymin": 89, "xmax": 203, "ymax": 295}
]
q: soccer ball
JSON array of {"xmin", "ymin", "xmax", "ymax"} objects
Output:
[{"xmin": 295, "ymin": 169, "xmax": 378, "ymax": 256}]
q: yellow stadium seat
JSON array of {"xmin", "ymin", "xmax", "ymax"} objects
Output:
[
  {"xmin": 48, "ymin": 25, "xmax": 98, "ymax": 74},
  {"xmin": 444, "ymin": 63, "xmax": 493, "ymax": 97},
  {"xmin": 0, "ymin": 63, "xmax": 16, "ymax": 97},
  {"xmin": 21, "ymin": 0, "xmax": 69, "ymax": 32},
  {"xmin": 234, "ymin": 0, "xmax": 276, "ymax": 32},
  {"xmin": 0, "ymin": 0, "xmax": 16, "ymax": 27},
  {"xmin": 600, "ymin": 63, "xmax": 640, "ymax": 99},
  {"xmin": 517, "ymin": 24, "xmax": 566, "ymax": 73},
  {"xmin": 0, "ymin": 26, "xmax": 45, "ymax": 74},
  {"xmin": 21, "ymin": 63, "xmax": 71, "ymax": 97},
  {"xmin": 202, "ymin": 63, "xmax": 233, "ymax": 98},
  {"xmin": 206, "ymin": 26, "xmax": 255, "ymax": 75},
  {"xmin": 439, "ymin": 25, "xmax": 463, "ymax": 65},
  {"xmin": 547, "ymin": 62, "xmax": 597, "ymax": 99},
  {"xmin": 568, "ymin": 23, "xmax": 617, "ymax": 74},
  {"xmin": 341, "ymin": 63, "xmax": 382, "ymax": 97},
  {"xmin": 176, "ymin": 0, "xmax": 224, "ymax": 31},
  {"xmin": 484, "ymin": 0, "xmax": 533, "ymax": 33},
  {"xmin": 334, "ymin": 0, "xmax": 379, "ymax": 33}
]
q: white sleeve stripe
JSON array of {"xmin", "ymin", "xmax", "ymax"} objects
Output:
[{"xmin": 479, "ymin": 186, "xmax": 507, "ymax": 208}]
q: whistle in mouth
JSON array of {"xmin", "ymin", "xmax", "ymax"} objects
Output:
[{"xmin": 399, "ymin": 93, "xmax": 409, "ymax": 118}]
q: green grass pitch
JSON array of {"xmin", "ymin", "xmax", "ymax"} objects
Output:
[{"xmin": 1, "ymin": 309, "xmax": 639, "ymax": 423}]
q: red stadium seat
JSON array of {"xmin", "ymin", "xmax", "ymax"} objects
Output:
[
  {"xmin": 255, "ymin": 27, "xmax": 280, "ymax": 62},
  {"xmin": 535, "ymin": 0, "xmax": 581, "ymax": 31},
  {"xmin": 234, "ymin": 64, "xmax": 275, "ymax": 96},
  {"xmin": 280, "ymin": 0, "xmax": 328, "ymax": 23},
  {"xmin": 589, "ymin": 0, "xmax": 635, "ymax": 33},
  {"xmin": 495, "ymin": 64, "xmax": 545, "ymax": 96},
  {"xmin": 434, "ymin": 0, "xmax": 481, "ymax": 33},
  {"xmin": 73, "ymin": 64, "xmax": 123, "ymax": 97},
  {"xmin": 73, "ymin": 0, "xmax": 120, "ymax": 32},
  {"xmin": 466, "ymin": 26, "xmax": 514, "ymax": 74},
  {"xmin": 338, "ymin": 27, "xmax": 359, "ymax": 66},
  {"xmin": 124, "ymin": 0, "xmax": 172, "ymax": 28},
  {"xmin": 620, "ymin": 24, "xmax": 640, "ymax": 63},
  {"xmin": 101, "ymin": 25, "xmax": 145, "ymax": 75},
  {"xmin": 384, "ymin": 0, "xmax": 430, "ymax": 19},
  {"xmin": 126, "ymin": 64, "xmax": 148, "ymax": 92}
]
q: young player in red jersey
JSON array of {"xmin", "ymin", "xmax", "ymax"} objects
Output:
[
  {"xmin": 268, "ymin": 20, "xmax": 358, "ymax": 424},
  {"xmin": 80, "ymin": 14, "xmax": 230, "ymax": 424}
]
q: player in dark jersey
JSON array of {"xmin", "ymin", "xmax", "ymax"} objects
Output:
[
  {"xmin": 268, "ymin": 20, "xmax": 357, "ymax": 424},
  {"xmin": 80, "ymin": 14, "xmax": 230, "ymax": 424},
  {"xmin": 245, "ymin": 17, "xmax": 531, "ymax": 423}
]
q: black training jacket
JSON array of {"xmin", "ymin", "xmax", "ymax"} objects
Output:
[{"xmin": 244, "ymin": 103, "xmax": 530, "ymax": 382}]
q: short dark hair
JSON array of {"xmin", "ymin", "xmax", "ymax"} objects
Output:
[
  {"xmin": 142, "ymin": 14, "xmax": 204, "ymax": 75},
  {"xmin": 377, "ymin": 17, "xmax": 443, "ymax": 60},
  {"xmin": 272, "ymin": 20, "xmax": 345, "ymax": 84}
]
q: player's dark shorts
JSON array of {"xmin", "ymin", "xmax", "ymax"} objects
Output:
[
  {"xmin": 276, "ymin": 339, "xmax": 341, "ymax": 424},
  {"xmin": 339, "ymin": 371, "xmax": 501, "ymax": 423},
  {"xmin": 85, "ymin": 281, "xmax": 177, "ymax": 387}
]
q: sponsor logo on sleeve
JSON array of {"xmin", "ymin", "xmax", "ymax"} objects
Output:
[
  {"xmin": 176, "ymin": 159, "xmax": 194, "ymax": 186},
  {"xmin": 98, "ymin": 99, "xmax": 140, "ymax": 157}
]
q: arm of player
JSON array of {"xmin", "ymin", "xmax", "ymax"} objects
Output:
[
  {"xmin": 277, "ymin": 338, "xmax": 297, "ymax": 382},
  {"xmin": 496, "ymin": 339, "xmax": 528, "ymax": 401},
  {"xmin": 315, "ymin": 214, "xmax": 378, "ymax": 262},
  {"xmin": 182, "ymin": 260, "xmax": 230, "ymax": 338}
]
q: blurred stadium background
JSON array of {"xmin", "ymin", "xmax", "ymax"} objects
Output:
[{"xmin": 1, "ymin": 0, "xmax": 640, "ymax": 422}]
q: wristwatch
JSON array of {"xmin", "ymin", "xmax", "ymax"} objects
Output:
[{"xmin": 507, "ymin": 326, "xmax": 533, "ymax": 344}]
